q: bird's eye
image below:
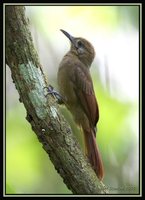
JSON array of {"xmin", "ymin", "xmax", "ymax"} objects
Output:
[{"xmin": 77, "ymin": 40, "xmax": 83, "ymax": 48}]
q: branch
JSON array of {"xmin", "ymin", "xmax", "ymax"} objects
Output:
[{"xmin": 5, "ymin": 5, "xmax": 108, "ymax": 194}]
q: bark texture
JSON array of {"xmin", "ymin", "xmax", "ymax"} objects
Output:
[{"xmin": 5, "ymin": 6, "xmax": 108, "ymax": 194}]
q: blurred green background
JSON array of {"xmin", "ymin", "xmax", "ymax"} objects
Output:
[{"xmin": 6, "ymin": 5, "xmax": 140, "ymax": 194}]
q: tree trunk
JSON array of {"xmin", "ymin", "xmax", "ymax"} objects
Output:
[{"xmin": 5, "ymin": 5, "xmax": 108, "ymax": 194}]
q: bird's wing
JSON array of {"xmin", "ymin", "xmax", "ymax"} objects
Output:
[{"xmin": 71, "ymin": 65, "xmax": 99, "ymax": 128}]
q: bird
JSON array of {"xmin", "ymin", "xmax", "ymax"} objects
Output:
[{"xmin": 57, "ymin": 29, "xmax": 104, "ymax": 180}]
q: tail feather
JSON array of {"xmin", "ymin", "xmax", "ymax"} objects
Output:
[{"xmin": 83, "ymin": 128, "xmax": 104, "ymax": 180}]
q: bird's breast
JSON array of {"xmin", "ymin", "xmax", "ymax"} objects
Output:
[{"xmin": 57, "ymin": 57, "xmax": 78, "ymax": 105}]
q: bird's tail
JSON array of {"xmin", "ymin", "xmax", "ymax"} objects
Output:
[{"xmin": 83, "ymin": 128, "xmax": 104, "ymax": 180}]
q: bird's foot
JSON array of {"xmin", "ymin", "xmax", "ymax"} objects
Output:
[{"xmin": 44, "ymin": 85, "xmax": 64, "ymax": 104}]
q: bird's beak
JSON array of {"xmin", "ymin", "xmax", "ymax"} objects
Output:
[{"xmin": 60, "ymin": 29, "xmax": 76, "ymax": 46}]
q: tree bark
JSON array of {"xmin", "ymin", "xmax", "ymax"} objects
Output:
[{"xmin": 5, "ymin": 5, "xmax": 108, "ymax": 194}]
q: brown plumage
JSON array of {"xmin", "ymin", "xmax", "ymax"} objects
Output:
[{"xmin": 57, "ymin": 29, "xmax": 104, "ymax": 180}]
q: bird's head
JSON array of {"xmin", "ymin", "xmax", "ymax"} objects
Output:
[{"xmin": 60, "ymin": 29, "xmax": 95, "ymax": 67}]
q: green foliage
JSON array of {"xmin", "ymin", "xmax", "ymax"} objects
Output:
[{"xmin": 6, "ymin": 183, "xmax": 16, "ymax": 194}]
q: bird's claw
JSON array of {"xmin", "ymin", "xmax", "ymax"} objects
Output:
[{"xmin": 44, "ymin": 85, "xmax": 64, "ymax": 104}]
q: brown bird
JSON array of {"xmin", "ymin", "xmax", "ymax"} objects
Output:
[{"xmin": 57, "ymin": 29, "xmax": 104, "ymax": 180}]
